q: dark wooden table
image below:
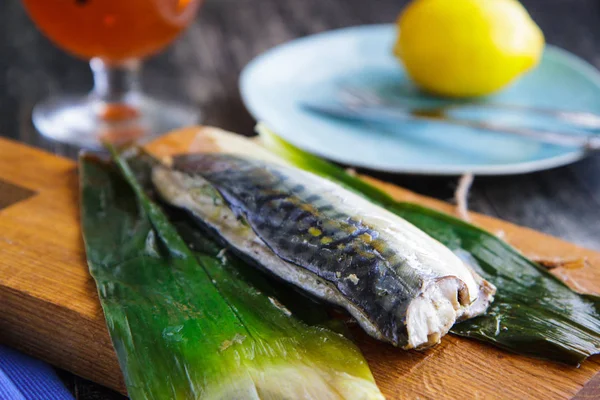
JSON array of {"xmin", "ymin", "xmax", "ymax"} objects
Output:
[{"xmin": 2, "ymin": 0, "xmax": 600, "ymax": 398}]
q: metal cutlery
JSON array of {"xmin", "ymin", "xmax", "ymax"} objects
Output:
[{"xmin": 300, "ymin": 89, "xmax": 600, "ymax": 151}]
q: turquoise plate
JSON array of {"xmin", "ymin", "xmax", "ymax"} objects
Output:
[{"xmin": 240, "ymin": 24, "xmax": 600, "ymax": 175}]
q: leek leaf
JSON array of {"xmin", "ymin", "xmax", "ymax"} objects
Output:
[
  {"xmin": 80, "ymin": 152, "xmax": 384, "ymax": 399},
  {"xmin": 258, "ymin": 124, "xmax": 600, "ymax": 365}
]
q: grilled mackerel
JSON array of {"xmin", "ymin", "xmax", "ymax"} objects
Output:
[{"xmin": 152, "ymin": 153, "xmax": 495, "ymax": 349}]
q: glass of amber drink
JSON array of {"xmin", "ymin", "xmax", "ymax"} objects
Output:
[{"xmin": 22, "ymin": 0, "xmax": 202, "ymax": 148}]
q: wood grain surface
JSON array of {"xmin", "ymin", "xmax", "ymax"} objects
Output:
[
  {"xmin": 0, "ymin": 139, "xmax": 125, "ymax": 393},
  {"xmin": 1, "ymin": 130, "xmax": 599, "ymax": 399}
]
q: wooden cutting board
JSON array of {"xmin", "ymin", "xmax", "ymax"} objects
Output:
[{"xmin": 0, "ymin": 129, "xmax": 599, "ymax": 400}]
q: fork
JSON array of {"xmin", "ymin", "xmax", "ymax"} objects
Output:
[
  {"xmin": 341, "ymin": 88, "xmax": 600, "ymax": 130},
  {"xmin": 300, "ymin": 88, "xmax": 600, "ymax": 151}
]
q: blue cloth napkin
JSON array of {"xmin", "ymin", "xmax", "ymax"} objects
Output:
[{"xmin": 0, "ymin": 345, "xmax": 73, "ymax": 400}]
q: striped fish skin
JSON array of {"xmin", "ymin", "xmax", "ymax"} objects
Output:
[{"xmin": 153, "ymin": 154, "xmax": 495, "ymax": 349}]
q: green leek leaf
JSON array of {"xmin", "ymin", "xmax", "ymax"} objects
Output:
[
  {"xmin": 80, "ymin": 151, "xmax": 384, "ymax": 399},
  {"xmin": 257, "ymin": 124, "xmax": 600, "ymax": 365}
]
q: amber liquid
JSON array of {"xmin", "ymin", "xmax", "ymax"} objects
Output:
[{"xmin": 22, "ymin": 0, "xmax": 200, "ymax": 63}]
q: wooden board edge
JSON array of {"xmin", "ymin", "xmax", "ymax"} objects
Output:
[{"xmin": 0, "ymin": 285, "xmax": 126, "ymax": 394}]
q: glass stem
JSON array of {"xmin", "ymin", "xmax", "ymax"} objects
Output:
[{"xmin": 90, "ymin": 58, "xmax": 141, "ymax": 106}]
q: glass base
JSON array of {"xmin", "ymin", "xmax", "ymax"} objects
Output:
[{"xmin": 32, "ymin": 94, "xmax": 201, "ymax": 149}]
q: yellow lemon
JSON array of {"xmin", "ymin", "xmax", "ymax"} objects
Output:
[{"xmin": 394, "ymin": 0, "xmax": 545, "ymax": 98}]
